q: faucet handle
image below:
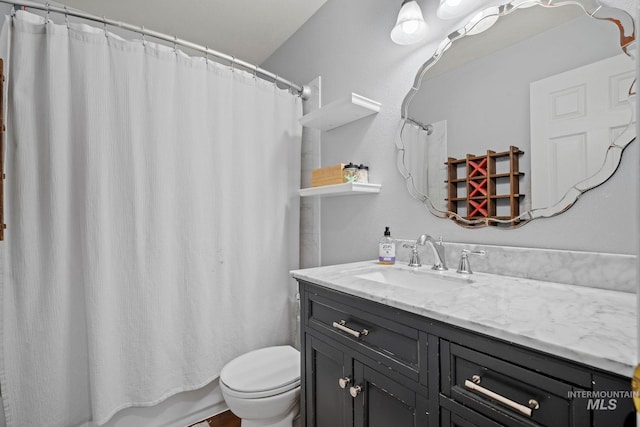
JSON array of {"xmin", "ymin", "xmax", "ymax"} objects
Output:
[
  {"xmin": 462, "ymin": 249, "xmax": 485, "ymax": 256},
  {"xmin": 457, "ymin": 249, "xmax": 486, "ymax": 274},
  {"xmin": 403, "ymin": 243, "xmax": 422, "ymax": 267}
]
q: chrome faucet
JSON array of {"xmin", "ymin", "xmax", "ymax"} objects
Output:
[
  {"xmin": 404, "ymin": 234, "xmax": 447, "ymax": 270},
  {"xmin": 425, "ymin": 235, "xmax": 447, "ymax": 271}
]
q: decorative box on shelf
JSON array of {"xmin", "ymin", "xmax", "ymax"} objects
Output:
[{"xmin": 311, "ymin": 163, "xmax": 345, "ymax": 187}]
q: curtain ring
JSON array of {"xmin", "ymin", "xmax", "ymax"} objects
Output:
[
  {"xmin": 173, "ymin": 36, "xmax": 178, "ymax": 55},
  {"xmin": 103, "ymin": 17, "xmax": 108, "ymax": 38},
  {"xmin": 253, "ymin": 65, "xmax": 259, "ymax": 80},
  {"xmin": 64, "ymin": 6, "xmax": 70, "ymax": 29},
  {"xmin": 141, "ymin": 26, "xmax": 146, "ymax": 46},
  {"xmin": 425, "ymin": 124, "xmax": 434, "ymax": 135},
  {"xmin": 45, "ymin": 2, "xmax": 51, "ymax": 24},
  {"xmin": 204, "ymin": 46, "xmax": 209, "ymax": 63},
  {"xmin": 230, "ymin": 56, "xmax": 236, "ymax": 73},
  {"xmin": 274, "ymin": 75, "xmax": 279, "ymax": 89}
]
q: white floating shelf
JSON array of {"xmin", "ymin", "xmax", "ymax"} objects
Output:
[
  {"xmin": 299, "ymin": 93, "xmax": 381, "ymax": 131},
  {"xmin": 298, "ymin": 182, "xmax": 382, "ymax": 198}
]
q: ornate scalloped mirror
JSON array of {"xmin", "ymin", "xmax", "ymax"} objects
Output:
[{"xmin": 396, "ymin": 0, "xmax": 636, "ymax": 228}]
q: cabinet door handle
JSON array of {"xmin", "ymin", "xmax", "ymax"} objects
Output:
[
  {"xmin": 332, "ymin": 320, "xmax": 369, "ymax": 338},
  {"xmin": 338, "ymin": 376, "xmax": 351, "ymax": 389},
  {"xmin": 349, "ymin": 385, "xmax": 362, "ymax": 398},
  {"xmin": 464, "ymin": 379, "xmax": 539, "ymax": 417}
]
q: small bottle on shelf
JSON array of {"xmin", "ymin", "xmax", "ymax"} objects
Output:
[
  {"xmin": 356, "ymin": 164, "xmax": 369, "ymax": 183},
  {"xmin": 343, "ymin": 163, "xmax": 358, "ymax": 183}
]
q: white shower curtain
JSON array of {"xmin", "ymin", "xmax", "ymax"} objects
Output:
[
  {"xmin": 0, "ymin": 11, "xmax": 302, "ymax": 427},
  {"xmin": 403, "ymin": 121, "xmax": 448, "ymax": 211}
]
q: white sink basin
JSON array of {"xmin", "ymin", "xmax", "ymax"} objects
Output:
[{"xmin": 354, "ymin": 267, "xmax": 473, "ymax": 293}]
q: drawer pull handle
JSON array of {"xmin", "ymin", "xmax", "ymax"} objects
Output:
[
  {"xmin": 464, "ymin": 379, "xmax": 538, "ymax": 417},
  {"xmin": 332, "ymin": 320, "xmax": 369, "ymax": 338},
  {"xmin": 338, "ymin": 376, "xmax": 351, "ymax": 389},
  {"xmin": 350, "ymin": 385, "xmax": 362, "ymax": 398}
]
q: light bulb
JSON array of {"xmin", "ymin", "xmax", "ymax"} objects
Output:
[
  {"xmin": 402, "ymin": 20, "xmax": 420, "ymax": 34},
  {"xmin": 391, "ymin": 0, "xmax": 428, "ymax": 45},
  {"xmin": 438, "ymin": 0, "xmax": 470, "ymax": 19}
]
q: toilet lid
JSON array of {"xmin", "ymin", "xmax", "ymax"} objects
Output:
[{"xmin": 220, "ymin": 345, "xmax": 300, "ymax": 394}]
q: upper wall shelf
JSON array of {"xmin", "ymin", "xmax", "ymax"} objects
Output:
[{"xmin": 299, "ymin": 93, "xmax": 381, "ymax": 131}]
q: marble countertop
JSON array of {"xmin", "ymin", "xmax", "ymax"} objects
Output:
[{"xmin": 290, "ymin": 260, "xmax": 636, "ymax": 378}]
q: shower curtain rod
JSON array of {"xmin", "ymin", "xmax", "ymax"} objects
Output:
[
  {"xmin": 405, "ymin": 117, "xmax": 433, "ymax": 135},
  {"xmin": 0, "ymin": 0, "xmax": 311, "ymax": 99}
]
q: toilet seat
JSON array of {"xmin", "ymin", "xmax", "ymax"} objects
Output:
[{"xmin": 220, "ymin": 345, "xmax": 300, "ymax": 399}]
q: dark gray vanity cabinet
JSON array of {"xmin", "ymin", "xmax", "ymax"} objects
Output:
[
  {"xmin": 304, "ymin": 334, "xmax": 353, "ymax": 426},
  {"xmin": 305, "ymin": 332, "xmax": 429, "ymax": 426},
  {"xmin": 298, "ymin": 280, "xmax": 635, "ymax": 427},
  {"xmin": 353, "ymin": 359, "xmax": 430, "ymax": 426},
  {"xmin": 300, "ymin": 281, "xmax": 432, "ymax": 426}
]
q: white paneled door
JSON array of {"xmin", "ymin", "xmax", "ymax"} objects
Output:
[{"xmin": 530, "ymin": 53, "xmax": 635, "ymax": 209}]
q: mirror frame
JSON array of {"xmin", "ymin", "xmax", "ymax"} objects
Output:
[{"xmin": 396, "ymin": 0, "xmax": 636, "ymax": 228}]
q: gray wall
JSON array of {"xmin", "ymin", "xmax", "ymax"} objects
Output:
[{"xmin": 263, "ymin": 0, "xmax": 639, "ymax": 265}]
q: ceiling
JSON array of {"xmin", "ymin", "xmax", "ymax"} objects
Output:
[{"xmin": 57, "ymin": 0, "xmax": 328, "ymax": 65}]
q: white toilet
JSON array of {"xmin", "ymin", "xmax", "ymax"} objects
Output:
[{"xmin": 220, "ymin": 345, "xmax": 301, "ymax": 427}]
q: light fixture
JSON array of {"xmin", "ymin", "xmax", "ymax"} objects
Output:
[
  {"xmin": 437, "ymin": 0, "xmax": 471, "ymax": 20},
  {"xmin": 391, "ymin": 0, "xmax": 428, "ymax": 45}
]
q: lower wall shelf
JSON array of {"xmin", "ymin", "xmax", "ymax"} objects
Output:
[{"xmin": 298, "ymin": 182, "xmax": 381, "ymax": 197}]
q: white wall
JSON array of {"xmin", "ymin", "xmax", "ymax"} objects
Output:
[{"xmin": 263, "ymin": 0, "xmax": 639, "ymax": 265}]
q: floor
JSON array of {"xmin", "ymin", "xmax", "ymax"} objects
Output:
[{"xmin": 188, "ymin": 410, "xmax": 240, "ymax": 427}]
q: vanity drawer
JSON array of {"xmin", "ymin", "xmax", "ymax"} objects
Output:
[
  {"xmin": 304, "ymin": 286, "xmax": 420, "ymax": 380},
  {"xmin": 445, "ymin": 343, "xmax": 588, "ymax": 427}
]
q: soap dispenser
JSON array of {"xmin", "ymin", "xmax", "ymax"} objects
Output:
[{"xmin": 378, "ymin": 226, "xmax": 396, "ymax": 265}]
